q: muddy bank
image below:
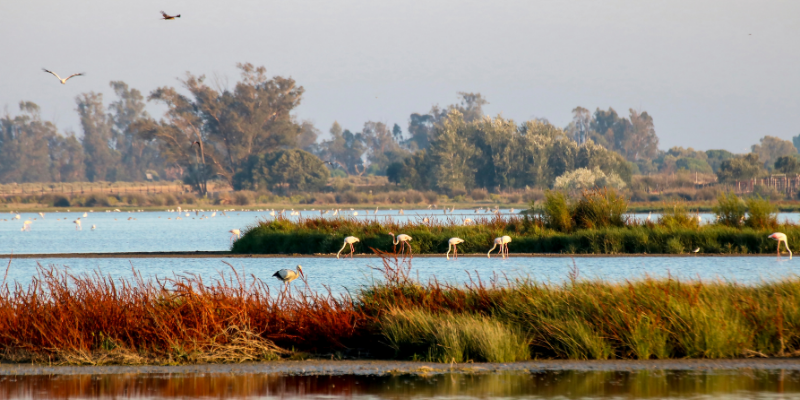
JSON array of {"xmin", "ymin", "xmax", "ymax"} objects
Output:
[{"xmin": 3, "ymin": 359, "xmax": 800, "ymax": 376}]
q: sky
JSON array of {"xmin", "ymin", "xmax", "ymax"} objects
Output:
[{"xmin": 1, "ymin": 0, "xmax": 799, "ymax": 152}]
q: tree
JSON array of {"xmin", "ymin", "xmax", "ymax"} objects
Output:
[
  {"xmin": 361, "ymin": 121, "xmax": 408, "ymax": 175},
  {"xmin": 706, "ymin": 149, "xmax": 734, "ymax": 172},
  {"xmin": 297, "ymin": 120, "xmax": 320, "ymax": 153},
  {"xmin": 318, "ymin": 122, "xmax": 366, "ymax": 175},
  {"xmin": 0, "ymin": 102, "xmax": 63, "ymax": 183},
  {"xmin": 77, "ymin": 92, "xmax": 119, "ymax": 182},
  {"xmin": 428, "ymin": 111, "xmax": 477, "ymax": 192},
  {"xmin": 774, "ymin": 155, "xmax": 800, "ymax": 174},
  {"xmin": 49, "ymin": 132, "xmax": 86, "ymax": 182},
  {"xmin": 554, "ymin": 167, "xmax": 626, "ymax": 192},
  {"xmin": 751, "ymin": 136, "xmax": 797, "ymax": 169},
  {"xmin": 143, "ymin": 63, "xmax": 305, "ymax": 193},
  {"xmin": 716, "ymin": 153, "xmax": 765, "ymax": 183},
  {"xmin": 571, "ymin": 106, "xmax": 591, "ymax": 144},
  {"xmin": 108, "ymin": 81, "xmax": 161, "ymax": 181},
  {"xmin": 234, "ymin": 149, "xmax": 329, "ymax": 192},
  {"xmin": 624, "ymin": 109, "xmax": 659, "ymax": 161}
]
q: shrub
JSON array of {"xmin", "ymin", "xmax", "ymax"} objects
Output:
[
  {"xmin": 658, "ymin": 203, "xmax": 698, "ymax": 229},
  {"xmin": 542, "ymin": 191, "xmax": 572, "ymax": 232},
  {"xmin": 714, "ymin": 192, "xmax": 745, "ymax": 227},
  {"xmin": 745, "ymin": 196, "xmax": 777, "ymax": 230},
  {"xmin": 571, "ymin": 188, "xmax": 627, "ymax": 229},
  {"xmin": 406, "ymin": 190, "xmax": 424, "ymax": 204},
  {"xmin": 423, "ymin": 191, "xmax": 439, "ymax": 204},
  {"xmin": 470, "ymin": 189, "xmax": 488, "ymax": 201},
  {"xmin": 235, "ymin": 191, "xmax": 255, "ymax": 206},
  {"xmin": 751, "ymin": 184, "xmax": 784, "ymax": 201},
  {"xmin": 53, "ymin": 195, "xmax": 71, "ymax": 207},
  {"xmin": 149, "ymin": 195, "xmax": 166, "ymax": 206},
  {"xmin": 522, "ymin": 189, "xmax": 545, "ymax": 203},
  {"xmin": 163, "ymin": 194, "xmax": 178, "ymax": 206},
  {"xmin": 83, "ymin": 193, "xmax": 109, "ymax": 207},
  {"xmin": 336, "ymin": 191, "xmax": 360, "ymax": 204},
  {"xmin": 311, "ymin": 193, "xmax": 336, "ymax": 205},
  {"xmin": 123, "ymin": 193, "xmax": 147, "ymax": 206},
  {"xmin": 506, "ymin": 194, "xmax": 522, "ymax": 203}
]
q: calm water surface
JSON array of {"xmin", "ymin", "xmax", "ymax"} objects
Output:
[
  {"xmin": 1, "ymin": 256, "xmax": 796, "ymax": 294},
  {"xmin": 3, "ymin": 370, "xmax": 800, "ymax": 399},
  {"xmin": 2, "ymin": 210, "xmax": 800, "ymax": 255}
]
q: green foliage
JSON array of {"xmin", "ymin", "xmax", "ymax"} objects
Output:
[
  {"xmin": 705, "ymin": 149, "xmax": 734, "ymax": 173},
  {"xmin": 380, "ymin": 308, "xmax": 529, "ymax": 363},
  {"xmin": 542, "ymin": 191, "xmax": 572, "ymax": 232},
  {"xmin": 571, "ymin": 188, "xmax": 627, "ymax": 230},
  {"xmin": 658, "ymin": 203, "xmax": 698, "ymax": 229},
  {"xmin": 714, "ymin": 192, "xmax": 746, "ymax": 227},
  {"xmin": 751, "ymin": 136, "xmax": 797, "ymax": 169},
  {"xmin": 744, "ymin": 196, "xmax": 777, "ymax": 230},
  {"xmin": 234, "ymin": 149, "xmax": 329, "ymax": 192},
  {"xmin": 774, "ymin": 155, "xmax": 800, "ymax": 174},
  {"xmin": 716, "ymin": 154, "xmax": 765, "ymax": 183}
]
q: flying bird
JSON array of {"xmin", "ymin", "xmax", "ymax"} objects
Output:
[
  {"xmin": 337, "ymin": 236, "xmax": 360, "ymax": 259},
  {"xmin": 42, "ymin": 69, "xmax": 83, "ymax": 84},
  {"xmin": 447, "ymin": 237, "xmax": 464, "ymax": 260},
  {"xmin": 273, "ymin": 265, "xmax": 304, "ymax": 287},
  {"xmin": 161, "ymin": 11, "xmax": 181, "ymax": 20}
]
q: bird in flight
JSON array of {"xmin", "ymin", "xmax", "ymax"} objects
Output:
[
  {"xmin": 42, "ymin": 69, "xmax": 83, "ymax": 84},
  {"xmin": 161, "ymin": 11, "xmax": 181, "ymax": 20}
]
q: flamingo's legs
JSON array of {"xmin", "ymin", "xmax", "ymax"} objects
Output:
[
  {"xmin": 350, "ymin": 243, "xmax": 355, "ymax": 258},
  {"xmin": 454, "ymin": 244, "xmax": 457, "ymax": 260}
]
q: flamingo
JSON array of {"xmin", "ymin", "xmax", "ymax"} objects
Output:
[
  {"xmin": 646, "ymin": 211, "xmax": 651, "ymax": 222},
  {"xmin": 74, "ymin": 219, "xmax": 82, "ymax": 231},
  {"xmin": 447, "ymin": 237, "xmax": 465, "ymax": 260},
  {"xmin": 38, "ymin": 212, "xmax": 45, "ymax": 219},
  {"xmin": 42, "ymin": 69, "xmax": 83, "ymax": 84},
  {"xmin": 229, "ymin": 229, "xmax": 241, "ymax": 244},
  {"xmin": 273, "ymin": 265, "xmax": 304, "ymax": 287},
  {"xmin": 337, "ymin": 236, "xmax": 360, "ymax": 259},
  {"xmin": 388, "ymin": 232, "xmax": 413, "ymax": 255},
  {"xmin": 21, "ymin": 220, "xmax": 32, "ymax": 231},
  {"xmin": 464, "ymin": 218, "xmax": 473, "ymax": 225},
  {"xmin": 768, "ymin": 232, "xmax": 792, "ymax": 259},
  {"xmin": 488, "ymin": 236, "xmax": 512, "ymax": 259},
  {"xmin": 91, "ymin": 225, "xmax": 96, "ymax": 230}
]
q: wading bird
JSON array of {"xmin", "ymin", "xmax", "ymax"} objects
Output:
[
  {"xmin": 38, "ymin": 212, "xmax": 45, "ymax": 219},
  {"xmin": 488, "ymin": 236, "xmax": 512, "ymax": 259},
  {"xmin": 273, "ymin": 265, "xmax": 304, "ymax": 287},
  {"xmin": 229, "ymin": 229, "xmax": 241, "ymax": 243},
  {"xmin": 389, "ymin": 232, "xmax": 413, "ymax": 255},
  {"xmin": 73, "ymin": 219, "xmax": 82, "ymax": 230},
  {"xmin": 768, "ymin": 232, "xmax": 792, "ymax": 259},
  {"xmin": 646, "ymin": 211, "xmax": 651, "ymax": 222},
  {"xmin": 160, "ymin": 11, "xmax": 180, "ymax": 20},
  {"xmin": 21, "ymin": 220, "xmax": 32, "ymax": 231},
  {"xmin": 447, "ymin": 237, "xmax": 464, "ymax": 260},
  {"xmin": 692, "ymin": 248, "xmax": 700, "ymax": 254},
  {"xmin": 91, "ymin": 225, "xmax": 96, "ymax": 230},
  {"xmin": 43, "ymin": 69, "xmax": 84, "ymax": 84},
  {"xmin": 337, "ymin": 236, "xmax": 360, "ymax": 259}
]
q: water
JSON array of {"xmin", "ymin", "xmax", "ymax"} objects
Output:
[
  {"xmin": 3, "ymin": 209, "xmax": 800, "ymax": 255},
  {"xmin": 2, "ymin": 256, "xmax": 796, "ymax": 294},
  {"xmin": 3, "ymin": 369, "xmax": 800, "ymax": 399},
  {"xmin": 0, "ymin": 209, "xmax": 516, "ymax": 254}
]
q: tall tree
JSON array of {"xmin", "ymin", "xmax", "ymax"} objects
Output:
[
  {"xmin": 571, "ymin": 106, "xmax": 591, "ymax": 144},
  {"xmin": 318, "ymin": 122, "xmax": 366, "ymax": 175},
  {"xmin": 0, "ymin": 102, "xmax": 61, "ymax": 183},
  {"xmin": 362, "ymin": 121, "xmax": 408, "ymax": 175},
  {"xmin": 108, "ymin": 81, "xmax": 161, "ymax": 181},
  {"xmin": 49, "ymin": 132, "xmax": 86, "ymax": 182},
  {"xmin": 751, "ymin": 136, "xmax": 797, "ymax": 169},
  {"xmin": 77, "ymin": 92, "xmax": 118, "ymax": 182},
  {"xmin": 428, "ymin": 110, "xmax": 477, "ymax": 192}
]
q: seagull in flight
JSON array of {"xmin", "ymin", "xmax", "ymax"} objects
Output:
[
  {"xmin": 161, "ymin": 11, "xmax": 181, "ymax": 20},
  {"xmin": 42, "ymin": 69, "xmax": 83, "ymax": 84}
]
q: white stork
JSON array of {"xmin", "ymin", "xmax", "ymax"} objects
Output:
[
  {"xmin": 389, "ymin": 232, "xmax": 413, "ymax": 255},
  {"xmin": 337, "ymin": 236, "xmax": 360, "ymax": 259},
  {"xmin": 42, "ymin": 69, "xmax": 84, "ymax": 84},
  {"xmin": 447, "ymin": 237, "xmax": 464, "ymax": 260},
  {"xmin": 273, "ymin": 265, "xmax": 304, "ymax": 287},
  {"xmin": 488, "ymin": 236, "xmax": 512, "ymax": 259}
]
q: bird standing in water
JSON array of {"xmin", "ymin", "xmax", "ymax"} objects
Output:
[
  {"xmin": 447, "ymin": 237, "xmax": 464, "ymax": 260},
  {"xmin": 337, "ymin": 236, "xmax": 360, "ymax": 259},
  {"xmin": 229, "ymin": 229, "xmax": 241, "ymax": 244},
  {"xmin": 768, "ymin": 232, "xmax": 792, "ymax": 259},
  {"xmin": 389, "ymin": 232, "xmax": 413, "ymax": 255},
  {"xmin": 488, "ymin": 236, "xmax": 512, "ymax": 259},
  {"xmin": 273, "ymin": 265, "xmax": 304, "ymax": 287}
]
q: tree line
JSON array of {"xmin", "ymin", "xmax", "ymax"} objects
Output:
[{"xmin": 2, "ymin": 62, "xmax": 798, "ymax": 194}]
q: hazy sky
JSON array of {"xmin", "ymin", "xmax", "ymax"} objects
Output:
[{"xmin": 2, "ymin": 0, "xmax": 799, "ymax": 152}]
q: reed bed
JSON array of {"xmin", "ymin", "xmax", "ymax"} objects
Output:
[
  {"xmin": 0, "ymin": 261, "xmax": 369, "ymax": 365},
  {"xmin": 3, "ymin": 253, "xmax": 800, "ymax": 364}
]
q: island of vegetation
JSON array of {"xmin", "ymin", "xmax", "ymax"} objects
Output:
[{"xmin": 232, "ymin": 190, "xmax": 794, "ymax": 256}]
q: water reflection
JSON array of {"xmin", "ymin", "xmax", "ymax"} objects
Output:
[{"xmin": 3, "ymin": 370, "xmax": 800, "ymax": 399}]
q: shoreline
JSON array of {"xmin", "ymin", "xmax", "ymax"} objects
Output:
[
  {"xmin": 3, "ymin": 358, "xmax": 800, "ymax": 376},
  {"xmin": 0, "ymin": 252, "xmax": 784, "ymax": 259}
]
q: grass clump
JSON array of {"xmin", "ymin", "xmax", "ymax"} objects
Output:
[
  {"xmin": 380, "ymin": 308, "xmax": 529, "ymax": 363},
  {"xmin": 658, "ymin": 203, "xmax": 698, "ymax": 229},
  {"xmin": 745, "ymin": 196, "xmax": 778, "ymax": 230},
  {"xmin": 714, "ymin": 191, "xmax": 746, "ymax": 227}
]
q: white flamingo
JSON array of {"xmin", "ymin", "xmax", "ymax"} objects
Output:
[
  {"xmin": 42, "ymin": 68, "xmax": 84, "ymax": 84},
  {"xmin": 337, "ymin": 236, "xmax": 360, "ymax": 259},
  {"xmin": 768, "ymin": 232, "xmax": 792, "ymax": 259},
  {"xmin": 229, "ymin": 229, "xmax": 241, "ymax": 244},
  {"xmin": 389, "ymin": 232, "xmax": 413, "ymax": 255},
  {"xmin": 91, "ymin": 225, "xmax": 96, "ymax": 230},
  {"xmin": 488, "ymin": 236, "xmax": 512, "ymax": 259},
  {"xmin": 38, "ymin": 212, "xmax": 45, "ymax": 219},
  {"xmin": 447, "ymin": 237, "xmax": 465, "ymax": 260},
  {"xmin": 273, "ymin": 265, "xmax": 304, "ymax": 287},
  {"xmin": 21, "ymin": 220, "xmax": 32, "ymax": 231},
  {"xmin": 74, "ymin": 219, "xmax": 82, "ymax": 230}
]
